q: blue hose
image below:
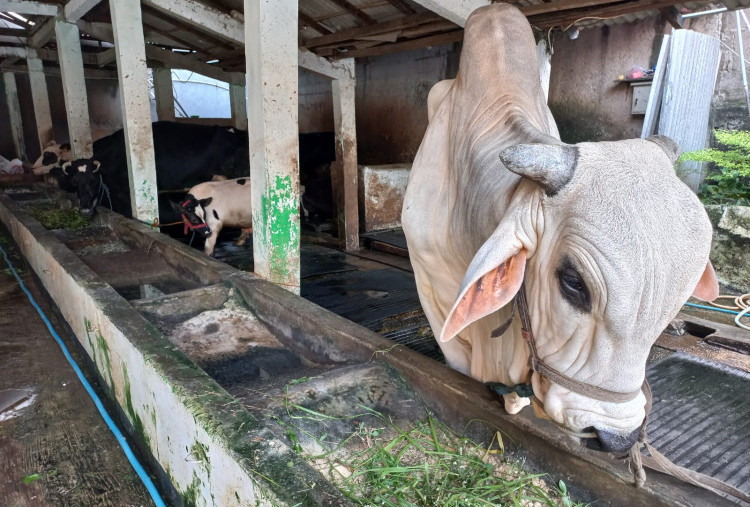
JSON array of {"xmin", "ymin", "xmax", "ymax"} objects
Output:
[
  {"xmin": 0, "ymin": 242, "xmax": 167, "ymax": 507},
  {"xmin": 683, "ymin": 302, "xmax": 742, "ymax": 315}
]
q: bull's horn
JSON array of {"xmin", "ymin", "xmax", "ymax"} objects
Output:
[
  {"xmin": 61, "ymin": 161, "xmax": 72, "ymax": 175},
  {"xmin": 92, "ymin": 160, "xmax": 101, "ymax": 172},
  {"xmin": 499, "ymin": 143, "xmax": 578, "ymax": 196},
  {"xmin": 646, "ymin": 135, "xmax": 680, "ymax": 164}
]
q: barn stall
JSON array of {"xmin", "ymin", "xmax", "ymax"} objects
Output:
[{"xmin": 1, "ymin": 0, "xmax": 749, "ymax": 506}]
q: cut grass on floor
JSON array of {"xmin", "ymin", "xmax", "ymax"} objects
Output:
[{"xmin": 278, "ymin": 382, "xmax": 584, "ymax": 507}]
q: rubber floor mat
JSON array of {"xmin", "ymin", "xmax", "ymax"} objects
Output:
[{"xmin": 645, "ymin": 352, "xmax": 750, "ymax": 496}]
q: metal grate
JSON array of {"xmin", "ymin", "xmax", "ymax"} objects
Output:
[{"xmin": 646, "ymin": 352, "xmax": 750, "ymax": 495}]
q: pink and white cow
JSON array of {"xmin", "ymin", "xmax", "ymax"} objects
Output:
[{"xmin": 171, "ymin": 177, "xmax": 253, "ymax": 256}]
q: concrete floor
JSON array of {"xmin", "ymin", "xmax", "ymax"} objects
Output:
[{"xmin": 0, "ymin": 227, "xmax": 154, "ymax": 507}]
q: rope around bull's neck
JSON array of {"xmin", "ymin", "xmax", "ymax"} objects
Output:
[{"xmin": 491, "ymin": 282, "xmax": 750, "ymax": 504}]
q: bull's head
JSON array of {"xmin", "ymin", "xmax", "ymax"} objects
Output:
[
  {"xmin": 439, "ymin": 136, "xmax": 718, "ymax": 452},
  {"xmin": 170, "ymin": 195, "xmax": 213, "ymax": 238},
  {"xmin": 62, "ymin": 159, "xmax": 102, "ymax": 218}
]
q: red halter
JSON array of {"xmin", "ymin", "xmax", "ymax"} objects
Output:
[{"xmin": 181, "ymin": 199, "xmax": 209, "ymax": 235}]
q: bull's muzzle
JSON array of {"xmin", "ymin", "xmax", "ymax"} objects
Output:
[
  {"xmin": 79, "ymin": 207, "xmax": 96, "ymax": 219},
  {"xmin": 582, "ymin": 426, "xmax": 640, "ymax": 453}
]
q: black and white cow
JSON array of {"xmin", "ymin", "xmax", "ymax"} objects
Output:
[
  {"xmin": 33, "ymin": 141, "xmax": 72, "ymax": 175},
  {"xmin": 57, "ymin": 159, "xmax": 104, "ymax": 218},
  {"xmin": 54, "ymin": 122, "xmax": 336, "ymax": 228},
  {"xmin": 170, "ymin": 178, "xmax": 253, "ymax": 256},
  {"xmin": 53, "ymin": 122, "xmax": 250, "ymax": 219}
]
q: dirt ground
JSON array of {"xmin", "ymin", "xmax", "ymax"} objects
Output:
[{"xmin": 0, "ymin": 228, "xmax": 154, "ymax": 507}]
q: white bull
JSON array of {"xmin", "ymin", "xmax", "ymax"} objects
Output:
[{"xmin": 402, "ymin": 4, "xmax": 718, "ymax": 453}]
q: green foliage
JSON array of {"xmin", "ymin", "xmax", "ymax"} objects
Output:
[{"xmin": 679, "ymin": 129, "xmax": 750, "ymax": 205}]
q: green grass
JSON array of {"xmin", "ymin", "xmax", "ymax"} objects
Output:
[
  {"xmin": 278, "ymin": 379, "xmax": 583, "ymax": 507},
  {"xmin": 25, "ymin": 202, "xmax": 89, "ymax": 230}
]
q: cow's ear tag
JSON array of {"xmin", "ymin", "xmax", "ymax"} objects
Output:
[
  {"xmin": 692, "ymin": 260, "xmax": 719, "ymax": 302},
  {"xmin": 92, "ymin": 160, "xmax": 101, "ymax": 172},
  {"xmin": 440, "ymin": 249, "xmax": 526, "ymax": 343},
  {"xmin": 199, "ymin": 197, "xmax": 213, "ymax": 208}
]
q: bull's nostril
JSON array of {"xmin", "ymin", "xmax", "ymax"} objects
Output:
[{"xmin": 584, "ymin": 427, "xmax": 640, "ymax": 453}]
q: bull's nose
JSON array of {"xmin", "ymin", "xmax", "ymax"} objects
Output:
[{"xmin": 582, "ymin": 426, "xmax": 640, "ymax": 453}]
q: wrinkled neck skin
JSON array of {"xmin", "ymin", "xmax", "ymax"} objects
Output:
[{"xmin": 437, "ymin": 7, "xmax": 555, "ymax": 385}]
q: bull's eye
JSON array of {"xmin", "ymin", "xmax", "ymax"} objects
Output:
[{"xmin": 556, "ymin": 260, "xmax": 591, "ymax": 313}]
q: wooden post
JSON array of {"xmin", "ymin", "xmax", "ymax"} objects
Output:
[
  {"xmin": 229, "ymin": 72, "xmax": 248, "ymax": 131},
  {"xmin": 152, "ymin": 66, "xmax": 175, "ymax": 121},
  {"xmin": 54, "ymin": 17, "xmax": 93, "ymax": 158},
  {"xmin": 2, "ymin": 72, "xmax": 26, "ymax": 160},
  {"xmin": 331, "ymin": 59, "xmax": 359, "ymax": 251},
  {"xmin": 109, "ymin": 0, "xmax": 159, "ymax": 223},
  {"xmin": 244, "ymin": 0, "xmax": 300, "ymax": 293},
  {"xmin": 26, "ymin": 54, "xmax": 54, "ymax": 150}
]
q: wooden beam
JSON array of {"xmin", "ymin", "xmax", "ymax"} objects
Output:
[
  {"xmin": 520, "ymin": 0, "xmax": 627, "ymax": 17},
  {"xmin": 660, "ymin": 6, "xmax": 683, "ymax": 28},
  {"xmin": 327, "ymin": 0, "xmax": 376, "ymax": 25},
  {"xmin": 64, "ymin": 0, "xmax": 102, "ymax": 22},
  {"xmin": 331, "ymin": 58, "xmax": 358, "ymax": 251},
  {"xmin": 299, "ymin": 12, "xmax": 333, "ymax": 36},
  {"xmin": 109, "ymin": 0, "xmax": 159, "ymax": 223},
  {"xmin": 409, "ymin": 0, "xmax": 489, "ymax": 27},
  {"xmin": 38, "ymin": 47, "xmax": 100, "ymax": 65},
  {"xmin": 245, "ymin": 0, "xmax": 301, "ymax": 292},
  {"xmin": 3, "ymin": 71, "xmax": 26, "ymax": 160},
  {"xmin": 4, "ymin": 63, "xmax": 118, "ymax": 79},
  {"xmin": 528, "ymin": 0, "xmax": 682, "ymax": 28},
  {"xmin": 96, "ymin": 47, "xmax": 116, "ymax": 66},
  {"xmin": 303, "ymin": 12, "xmax": 441, "ymax": 49},
  {"xmin": 387, "ymin": 0, "xmax": 417, "ymax": 15},
  {"xmin": 0, "ymin": 0, "xmax": 59, "ymax": 17},
  {"xmin": 0, "ymin": 27, "xmax": 27, "ymax": 37},
  {"xmin": 141, "ymin": 6, "xmax": 237, "ymax": 51},
  {"xmin": 142, "ymin": 0, "xmax": 243, "ymax": 45},
  {"xmin": 328, "ymin": 29, "xmax": 463, "ymax": 59}
]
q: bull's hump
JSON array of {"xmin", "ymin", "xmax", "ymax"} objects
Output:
[{"xmin": 460, "ymin": 5, "xmax": 540, "ymax": 94}]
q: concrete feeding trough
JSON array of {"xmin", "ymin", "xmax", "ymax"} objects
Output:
[{"xmin": 0, "ymin": 184, "xmax": 742, "ymax": 507}]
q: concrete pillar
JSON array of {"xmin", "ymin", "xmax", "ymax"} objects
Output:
[
  {"xmin": 55, "ymin": 17, "xmax": 93, "ymax": 158},
  {"xmin": 331, "ymin": 59, "xmax": 359, "ymax": 251},
  {"xmin": 152, "ymin": 66, "xmax": 175, "ymax": 121},
  {"xmin": 2, "ymin": 72, "xmax": 26, "ymax": 161},
  {"xmin": 244, "ymin": 0, "xmax": 300, "ymax": 292},
  {"xmin": 229, "ymin": 72, "xmax": 248, "ymax": 131},
  {"xmin": 27, "ymin": 55, "xmax": 54, "ymax": 150},
  {"xmin": 109, "ymin": 0, "xmax": 159, "ymax": 223}
]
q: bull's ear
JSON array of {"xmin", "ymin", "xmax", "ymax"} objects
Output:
[
  {"xmin": 199, "ymin": 197, "xmax": 213, "ymax": 208},
  {"xmin": 647, "ymin": 135, "xmax": 680, "ymax": 164},
  {"xmin": 61, "ymin": 161, "xmax": 72, "ymax": 175},
  {"xmin": 692, "ymin": 260, "xmax": 719, "ymax": 301},
  {"xmin": 499, "ymin": 143, "xmax": 577, "ymax": 196},
  {"xmin": 92, "ymin": 160, "xmax": 101, "ymax": 172},
  {"xmin": 440, "ymin": 212, "xmax": 530, "ymax": 343}
]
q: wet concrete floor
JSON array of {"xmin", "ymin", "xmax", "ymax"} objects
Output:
[{"xmin": 0, "ymin": 227, "xmax": 154, "ymax": 507}]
